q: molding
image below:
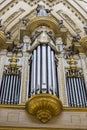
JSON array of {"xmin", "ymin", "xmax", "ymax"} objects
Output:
[
  {"xmin": 0, "ymin": 104, "xmax": 87, "ymax": 112},
  {"xmin": 0, "ymin": 104, "xmax": 25, "ymax": 109},
  {"xmin": 0, "ymin": 127, "xmax": 86, "ymax": 130}
]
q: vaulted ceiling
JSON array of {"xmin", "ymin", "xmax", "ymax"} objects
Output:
[{"xmin": 0, "ymin": 0, "xmax": 87, "ymax": 43}]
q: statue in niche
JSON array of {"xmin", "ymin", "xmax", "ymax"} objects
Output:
[{"xmin": 36, "ymin": 5, "xmax": 50, "ymax": 16}]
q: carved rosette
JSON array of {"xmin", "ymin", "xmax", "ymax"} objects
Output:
[{"xmin": 26, "ymin": 94, "xmax": 63, "ymax": 123}]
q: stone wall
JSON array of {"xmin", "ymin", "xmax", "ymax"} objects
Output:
[{"xmin": 0, "ymin": 106, "xmax": 87, "ymax": 130}]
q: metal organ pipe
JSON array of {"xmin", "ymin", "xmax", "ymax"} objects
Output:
[
  {"xmin": 79, "ymin": 75, "xmax": 87, "ymax": 106},
  {"xmin": 6, "ymin": 74, "xmax": 12, "ymax": 104},
  {"xmin": 66, "ymin": 72, "xmax": 71, "ymax": 106},
  {"xmin": 4, "ymin": 73, "xmax": 11, "ymax": 104},
  {"xmin": 33, "ymin": 50, "xmax": 37, "ymax": 94},
  {"xmin": 31, "ymin": 50, "xmax": 37, "ymax": 95},
  {"xmin": 73, "ymin": 77, "xmax": 79, "ymax": 106},
  {"xmin": 36, "ymin": 46, "xmax": 41, "ymax": 94},
  {"xmin": 75, "ymin": 76, "xmax": 82, "ymax": 106},
  {"xmin": 14, "ymin": 72, "xmax": 18, "ymax": 104},
  {"xmin": 51, "ymin": 51, "xmax": 56, "ymax": 95},
  {"xmin": 31, "ymin": 52, "xmax": 34, "ymax": 96},
  {"xmin": 17, "ymin": 70, "xmax": 21, "ymax": 104},
  {"xmin": 11, "ymin": 70, "xmax": 18, "ymax": 104},
  {"xmin": 1, "ymin": 73, "xmax": 7, "ymax": 104},
  {"xmin": 47, "ymin": 46, "xmax": 52, "ymax": 94},
  {"xmin": 42, "ymin": 46, "xmax": 47, "ymax": 92},
  {"xmin": 68, "ymin": 74, "xmax": 74, "ymax": 106}
]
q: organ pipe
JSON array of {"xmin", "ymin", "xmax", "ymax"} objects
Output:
[
  {"xmin": 42, "ymin": 46, "xmax": 47, "ymax": 92},
  {"xmin": 36, "ymin": 46, "xmax": 41, "ymax": 94},
  {"xmin": 47, "ymin": 46, "xmax": 52, "ymax": 94}
]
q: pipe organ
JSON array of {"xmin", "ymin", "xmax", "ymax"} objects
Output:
[
  {"xmin": 28, "ymin": 45, "xmax": 59, "ymax": 98},
  {"xmin": 0, "ymin": 4, "xmax": 87, "ymax": 123},
  {"xmin": 66, "ymin": 58, "xmax": 87, "ymax": 107},
  {"xmin": 0, "ymin": 57, "xmax": 21, "ymax": 104}
]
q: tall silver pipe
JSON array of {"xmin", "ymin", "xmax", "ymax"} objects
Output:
[
  {"xmin": 73, "ymin": 77, "xmax": 79, "ymax": 106},
  {"xmin": 31, "ymin": 50, "xmax": 37, "ymax": 95},
  {"xmin": 47, "ymin": 46, "xmax": 52, "ymax": 94},
  {"xmin": 79, "ymin": 76, "xmax": 87, "ymax": 106},
  {"xmin": 70, "ymin": 78, "xmax": 76, "ymax": 106},
  {"xmin": 1, "ymin": 74, "xmax": 7, "ymax": 103},
  {"xmin": 14, "ymin": 74, "xmax": 18, "ymax": 103},
  {"xmin": 18, "ymin": 69, "xmax": 21, "ymax": 104},
  {"xmin": 11, "ymin": 75, "xmax": 16, "ymax": 104},
  {"xmin": 33, "ymin": 50, "xmax": 37, "ymax": 94},
  {"xmin": 4, "ymin": 75, "xmax": 10, "ymax": 104},
  {"xmin": 17, "ymin": 75, "xmax": 20, "ymax": 104},
  {"xmin": 51, "ymin": 51, "xmax": 56, "ymax": 95},
  {"xmin": 66, "ymin": 73, "xmax": 71, "ymax": 106},
  {"xmin": 31, "ymin": 52, "xmax": 34, "ymax": 96},
  {"xmin": 42, "ymin": 46, "xmax": 47, "ymax": 92},
  {"xmin": 68, "ymin": 73, "xmax": 73, "ymax": 106},
  {"xmin": 18, "ymin": 75, "xmax": 21, "ymax": 104},
  {"xmin": 4, "ymin": 74, "xmax": 8, "ymax": 103},
  {"xmin": 76, "ymin": 77, "xmax": 82, "ymax": 106},
  {"xmin": 26, "ymin": 61, "xmax": 30, "ymax": 99},
  {"xmin": 36, "ymin": 46, "xmax": 41, "ymax": 94},
  {"xmin": 8, "ymin": 75, "xmax": 14, "ymax": 104},
  {"xmin": 78, "ymin": 77, "xmax": 85, "ymax": 106}
]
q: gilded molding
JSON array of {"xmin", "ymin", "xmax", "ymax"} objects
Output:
[
  {"xmin": 27, "ymin": 16, "xmax": 61, "ymax": 35},
  {"xmin": 27, "ymin": 16, "xmax": 67, "ymax": 43}
]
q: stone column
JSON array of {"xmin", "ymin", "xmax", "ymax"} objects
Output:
[
  {"xmin": 58, "ymin": 54, "xmax": 67, "ymax": 106},
  {"xmin": 21, "ymin": 53, "xmax": 29, "ymax": 104},
  {"xmin": 79, "ymin": 53, "xmax": 87, "ymax": 90}
]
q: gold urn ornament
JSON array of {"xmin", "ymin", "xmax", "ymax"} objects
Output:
[{"xmin": 26, "ymin": 94, "xmax": 63, "ymax": 123}]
